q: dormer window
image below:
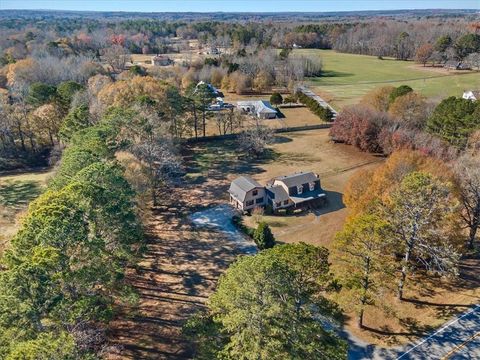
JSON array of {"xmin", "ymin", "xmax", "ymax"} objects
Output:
[
  {"xmin": 252, "ymin": 189, "xmax": 258, "ymax": 196},
  {"xmin": 297, "ymin": 185, "xmax": 303, "ymax": 194},
  {"xmin": 309, "ymin": 182, "xmax": 315, "ymax": 191}
]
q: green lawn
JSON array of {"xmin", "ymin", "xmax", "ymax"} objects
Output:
[{"xmin": 296, "ymin": 49, "xmax": 480, "ymax": 109}]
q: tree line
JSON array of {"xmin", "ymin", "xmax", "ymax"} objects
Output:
[{"xmin": 0, "ymin": 111, "xmax": 145, "ymax": 358}]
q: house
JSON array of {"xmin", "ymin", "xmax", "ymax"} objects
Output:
[
  {"xmin": 266, "ymin": 172, "xmax": 325, "ymax": 211},
  {"xmin": 151, "ymin": 55, "xmax": 174, "ymax": 66},
  {"xmin": 229, "ymin": 176, "xmax": 266, "ymax": 211},
  {"xmin": 236, "ymin": 100, "xmax": 278, "ymax": 119},
  {"xmin": 208, "ymin": 46, "xmax": 220, "ymax": 55},
  {"xmin": 463, "ymin": 90, "xmax": 480, "ymax": 101},
  {"xmin": 228, "ymin": 171, "xmax": 326, "ymax": 213},
  {"xmin": 444, "ymin": 60, "xmax": 470, "ymax": 70},
  {"xmin": 194, "ymin": 81, "xmax": 224, "ymax": 98}
]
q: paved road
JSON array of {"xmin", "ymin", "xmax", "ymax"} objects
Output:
[
  {"xmin": 347, "ymin": 305, "xmax": 480, "ymax": 360},
  {"xmin": 395, "ymin": 305, "xmax": 480, "ymax": 360}
]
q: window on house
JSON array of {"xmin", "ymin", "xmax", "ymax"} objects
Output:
[
  {"xmin": 252, "ymin": 189, "xmax": 258, "ymax": 196},
  {"xmin": 256, "ymin": 197, "xmax": 264, "ymax": 204},
  {"xmin": 297, "ymin": 185, "xmax": 303, "ymax": 194},
  {"xmin": 309, "ymin": 182, "xmax": 315, "ymax": 191},
  {"xmin": 275, "ymin": 202, "xmax": 281, "ymax": 207},
  {"xmin": 283, "ymin": 200, "xmax": 289, "ymax": 205},
  {"xmin": 246, "ymin": 200, "xmax": 254, "ymax": 206}
]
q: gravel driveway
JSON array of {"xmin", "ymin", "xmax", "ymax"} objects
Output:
[{"xmin": 190, "ymin": 204, "xmax": 257, "ymax": 254}]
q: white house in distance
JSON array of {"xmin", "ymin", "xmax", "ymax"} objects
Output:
[
  {"xmin": 463, "ymin": 90, "xmax": 480, "ymax": 101},
  {"xmin": 229, "ymin": 171, "xmax": 326, "ymax": 212},
  {"xmin": 236, "ymin": 100, "xmax": 278, "ymax": 119}
]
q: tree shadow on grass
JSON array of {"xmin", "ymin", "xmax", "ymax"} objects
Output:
[
  {"xmin": 321, "ymin": 70, "xmax": 355, "ymax": 78},
  {"xmin": 272, "ymin": 135, "xmax": 293, "ymax": 144},
  {"xmin": 0, "ymin": 180, "xmax": 42, "ymax": 208},
  {"xmin": 183, "ymin": 138, "xmax": 280, "ymax": 187},
  {"xmin": 312, "ymin": 190, "xmax": 345, "ymax": 216}
]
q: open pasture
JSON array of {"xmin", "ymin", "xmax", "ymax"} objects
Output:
[{"xmin": 296, "ymin": 49, "xmax": 480, "ymax": 109}]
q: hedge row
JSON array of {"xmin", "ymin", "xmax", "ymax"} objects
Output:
[{"xmin": 296, "ymin": 90, "xmax": 334, "ymax": 122}]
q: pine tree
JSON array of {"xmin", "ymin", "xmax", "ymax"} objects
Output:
[{"xmin": 253, "ymin": 222, "xmax": 276, "ymax": 250}]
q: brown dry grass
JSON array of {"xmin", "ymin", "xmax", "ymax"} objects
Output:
[
  {"xmin": 342, "ymin": 258, "xmax": 480, "ymax": 347},
  {"xmin": 0, "ymin": 169, "xmax": 52, "ymax": 251},
  {"xmin": 243, "ymin": 129, "xmax": 382, "ymax": 245},
  {"xmin": 108, "ymin": 128, "xmax": 479, "ymax": 355},
  {"xmin": 204, "ymin": 91, "xmax": 327, "ymax": 136},
  {"xmin": 107, "ymin": 166, "xmax": 243, "ymax": 359}
]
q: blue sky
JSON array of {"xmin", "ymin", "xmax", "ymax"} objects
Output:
[{"xmin": 1, "ymin": 0, "xmax": 479, "ymax": 12}]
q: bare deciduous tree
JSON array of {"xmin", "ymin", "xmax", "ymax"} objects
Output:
[
  {"xmin": 239, "ymin": 123, "xmax": 274, "ymax": 158},
  {"xmin": 454, "ymin": 154, "xmax": 480, "ymax": 250},
  {"xmin": 132, "ymin": 138, "xmax": 182, "ymax": 206},
  {"xmin": 385, "ymin": 171, "xmax": 460, "ymax": 300},
  {"xmin": 101, "ymin": 45, "xmax": 130, "ymax": 73}
]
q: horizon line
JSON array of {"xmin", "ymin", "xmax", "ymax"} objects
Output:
[{"xmin": 0, "ymin": 8, "xmax": 478, "ymax": 14}]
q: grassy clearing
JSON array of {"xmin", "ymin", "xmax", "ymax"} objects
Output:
[
  {"xmin": 0, "ymin": 169, "xmax": 52, "ymax": 248},
  {"xmin": 296, "ymin": 49, "xmax": 480, "ymax": 109}
]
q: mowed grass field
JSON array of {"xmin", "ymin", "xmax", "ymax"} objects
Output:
[{"xmin": 296, "ymin": 49, "xmax": 480, "ymax": 109}]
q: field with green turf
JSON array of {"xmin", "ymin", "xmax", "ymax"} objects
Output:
[{"xmin": 295, "ymin": 49, "xmax": 480, "ymax": 110}]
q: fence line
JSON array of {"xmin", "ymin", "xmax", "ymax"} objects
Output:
[{"xmin": 185, "ymin": 123, "xmax": 332, "ymax": 143}]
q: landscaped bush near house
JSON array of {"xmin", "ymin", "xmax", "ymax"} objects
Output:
[
  {"xmin": 232, "ymin": 215, "xmax": 255, "ymax": 237},
  {"xmin": 296, "ymin": 90, "xmax": 334, "ymax": 122},
  {"xmin": 232, "ymin": 216, "xmax": 276, "ymax": 249},
  {"xmin": 253, "ymin": 222, "xmax": 276, "ymax": 249}
]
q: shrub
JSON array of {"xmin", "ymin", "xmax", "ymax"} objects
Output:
[
  {"xmin": 231, "ymin": 215, "xmax": 255, "ymax": 237},
  {"xmin": 129, "ymin": 65, "xmax": 147, "ymax": 76},
  {"xmin": 388, "ymin": 85, "xmax": 413, "ymax": 104},
  {"xmin": 270, "ymin": 92, "xmax": 283, "ymax": 105},
  {"xmin": 296, "ymin": 90, "xmax": 334, "ymax": 122},
  {"xmin": 253, "ymin": 222, "xmax": 276, "ymax": 250}
]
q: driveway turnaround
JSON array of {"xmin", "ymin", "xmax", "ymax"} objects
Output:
[{"xmin": 190, "ymin": 204, "xmax": 257, "ymax": 254}]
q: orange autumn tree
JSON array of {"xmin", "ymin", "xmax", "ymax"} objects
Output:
[
  {"xmin": 360, "ymin": 86, "xmax": 395, "ymax": 112},
  {"xmin": 343, "ymin": 149, "xmax": 456, "ymax": 216},
  {"xmin": 97, "ymin": 76, "xmax": 168, "ymax": 108}
]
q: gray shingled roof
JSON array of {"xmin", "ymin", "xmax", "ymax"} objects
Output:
[
  {"xmin": 228, "ymin": 176, "xmax": 262, "ymax": 201},
  {"xmin": 266, "ymin": 185, "xmax": 290, "ymax": 202},
  {"xmin": 274, "ymin": 171, "xmax": 319, "ymax": 188}
]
